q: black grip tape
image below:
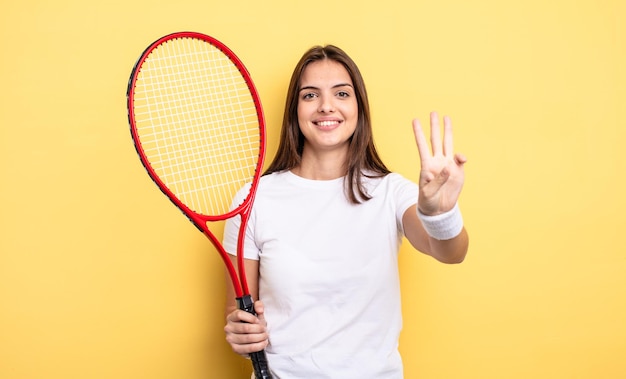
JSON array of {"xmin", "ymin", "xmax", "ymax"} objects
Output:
[{"xmin": 237, "ymin": 294, "xmax": 273, "ymax": 379}]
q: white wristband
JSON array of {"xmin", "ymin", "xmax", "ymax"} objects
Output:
[{"xmin": 417, "ymin": 203, "xmax": 464, "ymax": 240}]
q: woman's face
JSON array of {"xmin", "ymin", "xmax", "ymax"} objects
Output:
[{"xmin": 296, "ymin": 59, "xmax": 358, "ymax": 154}]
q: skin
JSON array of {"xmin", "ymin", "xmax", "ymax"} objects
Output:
[{"xmin": 224, "ymin": 59, "xmax": 469, "ymax": 356}]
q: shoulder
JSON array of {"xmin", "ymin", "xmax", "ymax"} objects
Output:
[{"xmin": 258, "ymin": 170, "xmax": 292, "ymax": 189}]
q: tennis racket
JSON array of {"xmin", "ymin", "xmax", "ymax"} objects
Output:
[{"xmin": 126, "ymin": 31, "xmax": 271, "ymax": 379}]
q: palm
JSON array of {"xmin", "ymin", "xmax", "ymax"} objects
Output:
[{"xmin": 413, "ymin": 112, "xmax": 466, "ymax": 216}]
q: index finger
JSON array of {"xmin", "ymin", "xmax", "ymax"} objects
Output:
[
  {"xmin": 412, "ymin": 118, "xmax": 431, "ymax": 163},
  {"xmin": 227, "ymin": 309, "xmax": 260, "ymax": 324}
]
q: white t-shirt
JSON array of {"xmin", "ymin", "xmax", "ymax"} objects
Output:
[{"xmin": 223, "ymin": 170, "xmax": 419, "ymax": 379}]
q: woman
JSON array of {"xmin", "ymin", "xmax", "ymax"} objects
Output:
[{"xmin": 223, "ymin": 45, "xmax": 469, "ymax": 378}]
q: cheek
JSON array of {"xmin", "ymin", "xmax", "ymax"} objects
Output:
[
  {"xmin": 296, "ymin": 102, "xmax": 307, "ymax": 121},
  {"xmin": 343, "ymin": 101, "xmax": 359, "ymax": 122},
  {"xmin": 296, "ymin": 107, "xmax": 310, "ymax": 135},
  {"xmin": 343, "ymin": 97, "xmax": 358, "ymax": 112},
  {"xmin": 296, "ymin": 107, "xmax": 306, "ymax": 127},
  {"xmin": 296, "ymin": 102, "xmax": 304, "ymax": 118},
  {"xmin": 297, "ymin": 102, "xmax": 317, "ymax": 126}
]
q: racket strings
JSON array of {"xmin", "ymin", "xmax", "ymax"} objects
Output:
[{"xmin": 132, "ymin": 37, "xmax": 260, "ymax": 216}]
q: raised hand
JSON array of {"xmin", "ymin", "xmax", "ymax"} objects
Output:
[{"xmin": 412, "ymin": 112, "xmax": 467, "ymax": 216}]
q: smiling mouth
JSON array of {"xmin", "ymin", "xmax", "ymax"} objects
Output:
[{"xmin": 315, "ymin": 120, "xmax": 342, "ymax": 128}]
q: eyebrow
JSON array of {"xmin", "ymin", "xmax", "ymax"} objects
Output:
[{"xmin": 298, "ymin": 83, "xmax": 354, "ymax": 92}]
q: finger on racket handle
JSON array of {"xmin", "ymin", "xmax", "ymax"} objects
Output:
[{"xmin": 238, "ymin": 295, "xmax": 272, "ymax": 379}]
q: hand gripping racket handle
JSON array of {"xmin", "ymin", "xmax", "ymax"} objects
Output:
[{"xmin": 238, "ymin": 295, "xmax": 273, "ymax": 379}]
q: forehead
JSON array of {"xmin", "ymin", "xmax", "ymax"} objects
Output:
[{"xmin": 300, "ymin": 59, "xmax": 353, "ymax": 86}]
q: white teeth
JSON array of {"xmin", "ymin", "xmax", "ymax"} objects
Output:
[{"xmin": 317, "ymin": 121, "xmax": 339, "ymax": 127}]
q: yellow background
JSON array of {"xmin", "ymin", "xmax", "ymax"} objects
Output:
[{"xmin": 1, "ymin": 0, "xmax": 625, "ymax": 378}]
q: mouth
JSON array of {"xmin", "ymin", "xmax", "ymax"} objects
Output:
[{"xmin": 314, "ymin": 120, "xmax": 342, "ymax": 129}]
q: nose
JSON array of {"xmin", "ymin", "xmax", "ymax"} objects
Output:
[{"xmin": 318, "ymin": 95, "xmax": 334, "ymax": 113}]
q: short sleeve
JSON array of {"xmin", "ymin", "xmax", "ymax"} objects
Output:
[{"xmin": 388, "ymin": 173, "xmax": 419, "ymax": 231}]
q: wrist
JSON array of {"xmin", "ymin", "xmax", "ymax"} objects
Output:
[{"xmin": 417, "ymin": 203, "xmax": 464, "ymax": 240}]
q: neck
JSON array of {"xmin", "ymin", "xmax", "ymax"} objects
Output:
[{"xmin": 293, "ymin": 148, "xmax": 348, "ymax": 180}]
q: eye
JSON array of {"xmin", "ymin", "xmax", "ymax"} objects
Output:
[
  {"xmin": 301, "ymin": 92, "xmax": 318, "ymax": 100},
  {"xmin": 337, "ymin": 91, "xmax": 350, "ymax": 98}
]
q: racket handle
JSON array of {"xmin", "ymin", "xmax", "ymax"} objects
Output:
[
  {"xmin": 250, "ymin": 350, "xmax": 272, "ymax": 379},
  {"xmin": 237, "ymin": 295, "xmax": 273, "ymax": 379}
]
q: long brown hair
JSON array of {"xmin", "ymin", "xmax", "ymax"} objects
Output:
[{"xmin": 264, "ymin": 45, "xmax": 390, "ymax": 203}]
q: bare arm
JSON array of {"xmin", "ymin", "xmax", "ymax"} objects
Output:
[
  {"xmin": 403, "ymin": 204, "xmax": 468, "ymax": 263},
  {"xmin": 403, "ymin": 112, "xmax": 469, "ymax": 263}
]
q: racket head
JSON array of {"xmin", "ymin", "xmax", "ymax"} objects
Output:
[{"xmin": 127, "ymin": 32, "xmax": 266, "ymax": 226}]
